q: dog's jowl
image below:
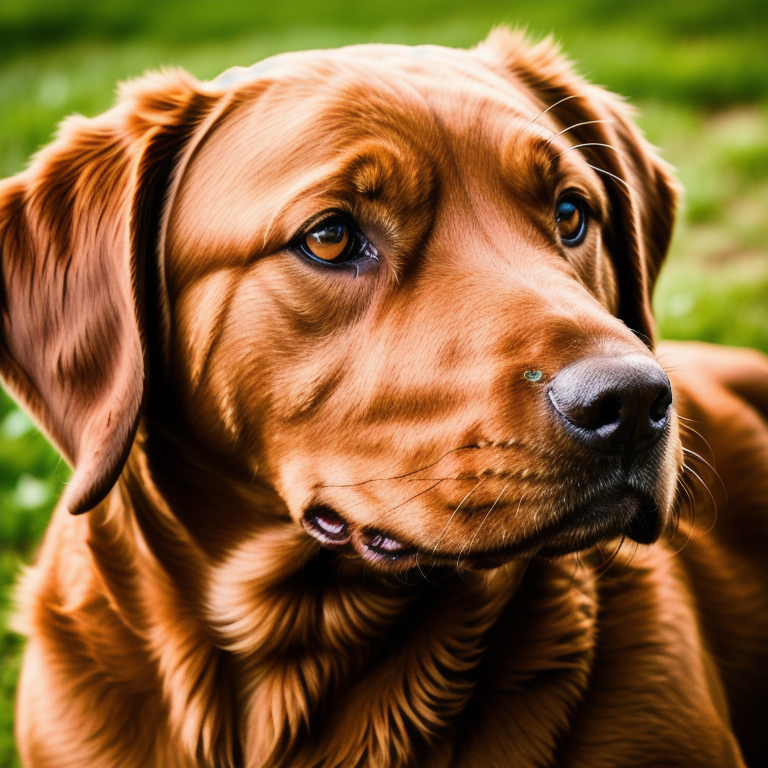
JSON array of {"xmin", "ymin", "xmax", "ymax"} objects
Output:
[{"xmin": 1, "ymin": 30, "xmax": 767, "ymax": 768}]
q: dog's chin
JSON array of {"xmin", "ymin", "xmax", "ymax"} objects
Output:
[
  {"xmin": 535, "ymin": 489, "xmax": 661, "ymax": 558},
  {"xmin": 302, "ymin": 488, "xmax": 662, "ymax": 573}
]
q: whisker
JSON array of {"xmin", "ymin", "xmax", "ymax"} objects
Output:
[
  {"xmin": 680, "ymin": 474, "xmax": 711, "ymax": 537},
  {"xmin": 680, "ymin": 440, "xmax": 726, "ymax": 497},
  {"xmin": 546, "ymin": 119, "xmax": 614, "ymax": 145},
  {"xmin": 413, "ymin": 551, "xmax": 436, "ymax": 585},
  {"xmin": 622, "ymin": 537, "xmax": 639, "ymax": 565},
  {"xmin": 457, "ymin": 484, "xmax": 509, "ymax": 572},
  {"xmin": 681, "ymin": 446, "xmax": 718, "ymax": 476},
  {"xmin": 591, "ymin": 532, "xmax": 633, "ymax": 578},
  {"xmin": 682, "ymin": 462, "xmax": 719, "ymax": 533},
  {"xmin": 556, "ymin": 142, "xmax": 619, "ymax": 158},
  {"xmin": 678, "ymin": 421, "xmax": 715, "ymax": 456},
  {"xmin": 397, "ymin": 476, "xmax": 470, "ymax": 483},
  {"xmin": 467, "ymin": 484, "xmax": 509, "ymax": 553},
  {"xmin": 607, "ymin": 534, "xmax": 627, "ymax": 567},
  {"xmin": 430, "ymin": 479, "xmax": 484, "ymax": 560},
  {"xmin": 380, "ymin": 479, "xmax": 445, "ymax": 518},
  {"xmin": 597, "ymin": 538, "xmax": 621, "ymax": 572},
  {"xmin": 531, "ymin": 93, "xmax": 582, "ymax": 124},
  {"xmin": 668, "ymin": 475, "xmax": 696, "ymax": 555},
  {"xmin": 595, "ymin": 543, "xmax": 606, "ymax": 564},
  {"xmin": 573, "ymin": 551, "xmax": 585, "ymax": 579},
  {"xmin": 676, "ymin": 414, "xmax": 706, "ymax": 425},
  {"xmin": 654, "ymin": 353, "xmax": 685, "ymax": 371},
  {"xmin": 341, "ymin": 476, "xmax": 467, "ymax": 515},
  {"xmin": 321, "ymin": 443, "xmax": 479, "ymax": 489},
  {"xmin": 682, "ymin": 461, "xmax": 714, "ymax": 500},
  {"xmin": 585, "ymin": 163, "xmax": 631, "ymax": 193},
  {"xmin": 678, "ymin": 468, "xmax": 695, "ymax": 512}
]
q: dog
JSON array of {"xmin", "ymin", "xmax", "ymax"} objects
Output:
[{"xmin": 1, "ymin": 29, "xmax": 767, "ymax": 768}]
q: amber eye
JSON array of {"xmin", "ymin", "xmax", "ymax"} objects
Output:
[
  {"xmin": 303, "ymin": 218, "xmax": 352, "ymax": 263},
  {"xmin": 293, "ymin": 214, "xmax": 379, "ymax": 270},
  {"xmin": 556, "ymin": 196, "xmax": 587, "ymax": 246}
]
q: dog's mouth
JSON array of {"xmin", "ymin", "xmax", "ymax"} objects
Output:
[{"xmin": 301, "ymin": 486, "xmax": 661, "ymax": 571}]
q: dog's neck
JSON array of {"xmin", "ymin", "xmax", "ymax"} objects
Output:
[
  {"xmin": 89, "ymin": 420, "xmax": 608, "ymax": 768},
  {"xmin": 86, "ymin": 431, "xmax": 595, "ymax": 767}
]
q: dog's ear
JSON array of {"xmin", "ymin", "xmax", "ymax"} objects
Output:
[
  {"xmin": 478, "ymin": 29, "xmax": 680, "ymax": 345},
  {"xmin": 0, "ymin": 70, "xmax": 216, "ymax": 514}
]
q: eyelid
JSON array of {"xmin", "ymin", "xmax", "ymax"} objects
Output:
[
  {"xmin": 556, "ymin": 175, "xmax": 606, "ymax": 222},
  {"xmin": 294, "ymin": 208, "xmax": 350, "ymax": 235},
  {"xmin": 556, "ymin": 182, "xmax": 590, "ymax": 205}
]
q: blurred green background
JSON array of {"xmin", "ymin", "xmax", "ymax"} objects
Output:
[{"xmin": 1, "ymin": 0, "xmax": 766, "ymax": 764}]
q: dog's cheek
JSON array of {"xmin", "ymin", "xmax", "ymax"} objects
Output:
[
  {"xmin": 169, "ymin": 271, "xmax": 270, "ymax": 460},
  {"xmin": 168, "ymin": 262, "xmax": 373, "ymax": 464},
  {"xmin": 172, "ymin": 272, "xmax": 237, "ymax": 398}
]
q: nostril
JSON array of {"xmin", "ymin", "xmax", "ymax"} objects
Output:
[
  {"xmin": 592, "ymin": 393, "xmax": 622, "ymax": 430},
  {"xmin": 554, "ymin": 391, "xmax": 622, "ymax": 431},
  {"xmin": 303, "ymin": 505, "xmax": 350, "ymax": 546},
  {"xmin": 649, "ymin": 387, "xmax": 672, "ymax": 424}
]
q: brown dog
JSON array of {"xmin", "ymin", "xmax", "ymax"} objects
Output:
[{"xmin": 1, "ymin": 30, "xmax": 766, "ymax": 768}]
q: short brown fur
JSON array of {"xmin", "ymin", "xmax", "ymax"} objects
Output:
[{"xmin": 1, "ymin": 31, "xmax": 766, "ymax": 768}]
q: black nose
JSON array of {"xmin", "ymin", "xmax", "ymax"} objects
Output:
[{"xmin": 548, "ymin": 355, "xmax": 672, "ymax": 460}]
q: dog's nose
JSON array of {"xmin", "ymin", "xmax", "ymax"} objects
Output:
[{"xmin": 548, "ymin": 355, "xmax": 672, "ymax": 460}]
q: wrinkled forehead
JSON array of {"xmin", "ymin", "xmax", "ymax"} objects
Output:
[
  {"xmin": 204, "ymin": 43, "xmax": 550, "ymax": 151},
  {"xmin": 179, "ymin": 45, "xmax": 551, "ymax": 194},
  {"xmin": 210, "ymin": 43, "xmax": 475, "ymax": 86},
  {"xmin": 164, "ymin": 44, "xmax": 574, "ymax": 275},
  {"xmin": 211, "ymin": 43, "xmax": 541, "ymax": 113}
]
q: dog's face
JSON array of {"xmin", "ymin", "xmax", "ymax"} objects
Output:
[{"xmin": 0, "ymin": 32, "xmax": 681, "ymax": 572}]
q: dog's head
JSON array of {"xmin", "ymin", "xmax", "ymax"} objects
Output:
[{"xmin": 0, "ymin": 31, "xmax": 681, "ymax": 571}]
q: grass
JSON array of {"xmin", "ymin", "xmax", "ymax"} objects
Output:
[
  {"xmin": 0, "ymin": 396, "xmax": 62, "ymax": 765},
  {"xmin": 1, "ymin": 1, "xmax": 767, "ymax": 765}
]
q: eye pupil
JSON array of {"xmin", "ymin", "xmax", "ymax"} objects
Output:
[
  {"xmin": 311, "ymin": 223, "xmax": 346, "ymax": 246},
  {"xmin": 556, "ymin": 197, "xmax": 586, "ymax": 246},
  {"xmin": 556, "ymin": 201, "xmax": 577, "ymax": 223}
]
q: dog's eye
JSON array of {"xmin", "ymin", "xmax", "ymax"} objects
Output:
[
  {"xmin": 556, "ymin": 197, "xmax": 587, "ymax": 247},
  {"xmin": 292, "ymin": 215, "xmax": 380, "ymax": 271},
  {"xmin": 296, "ymin": 216, "xmax": 372, "ymax": 266}
]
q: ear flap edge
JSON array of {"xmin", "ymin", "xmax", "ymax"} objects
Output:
[{"xmin": 0, "ymin": 71, "xmax": 214, "ymax": 514}]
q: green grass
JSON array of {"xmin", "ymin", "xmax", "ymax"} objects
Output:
[
  {"xmin": 646, "ymin": 102, "xmax": 768, "ymax": 351},
  {"xmin": 1, "ymin": 1, "xmax": 767, "ymax": 765},
  {"xmin": 0, "ymin": 392, "xmax": 63, "ymax": 766}
]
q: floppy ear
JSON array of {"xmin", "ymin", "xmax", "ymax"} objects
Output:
[
  {"xmin": 0, "ymin": 70, "xmax": 215, "ymax": 514},
  {"xmin": 478, "ymin": 29, "xmax": 680, "ymax": 345}
]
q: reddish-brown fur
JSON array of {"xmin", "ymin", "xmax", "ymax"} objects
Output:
[{"xmin": 1, "ymin": 30, "xmax": 766, "ymax": 767}]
